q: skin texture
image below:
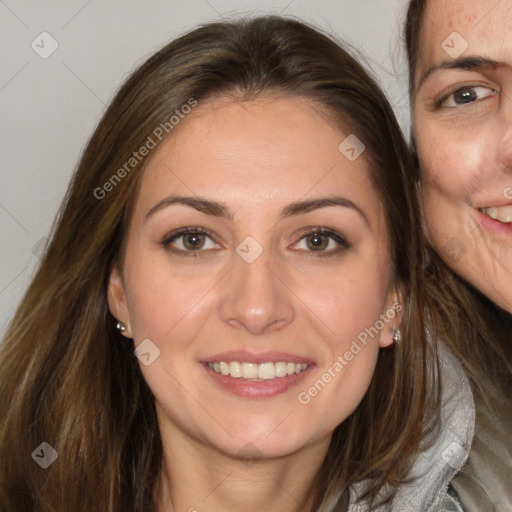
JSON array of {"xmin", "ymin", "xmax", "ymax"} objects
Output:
[
  {"xmin": 108, "ymin": 96, "xmax": 400, "ymax": 512},
  {"xmin": 413, "ymin": 0, "xmax": 512, "ymax": 312}
]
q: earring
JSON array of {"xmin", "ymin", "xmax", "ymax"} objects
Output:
[
  {"xmin": 393, "ymin": 328, "xmax": 402, "ymax": 344},
  {"xmin": 116, "ymin": 321, "xmax": 126, "ymax": 333}
]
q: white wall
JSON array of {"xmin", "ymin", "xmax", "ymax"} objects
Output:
[{"xmin": 0, "ymin": 0, "xmax": 411, "ymax": 338}]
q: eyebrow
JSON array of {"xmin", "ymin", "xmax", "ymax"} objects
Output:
[
  {"xmin": 417, "ymin": 56, "xmax": 500, "ymax": 92},
  {"xmin": 145, "ymin": 195, "xmax": 369, "ymax": 225}
]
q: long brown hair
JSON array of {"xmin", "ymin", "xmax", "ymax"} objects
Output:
[
  {"xmin": 404, "ymin": 0, "xmax": 512, "ymax": 402},
  {"xmin": 0, "ymin": 16, "xmax": 438, "ymax": 511}
]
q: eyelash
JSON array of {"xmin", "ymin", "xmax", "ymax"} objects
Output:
[
  {"xmin": 290, "ymin": 227, "xmax": 350, "ymax": 258},
  {"xmin": 160, "ymin": 226, "xmax": 350, "ymax": 258},
  {"xmin": 160, "ymin": 227, "xmax": 219, "ymax": 257},
  {"xmin": 434, "ymin": 83, "xmax": 498, "ymax": 109}
]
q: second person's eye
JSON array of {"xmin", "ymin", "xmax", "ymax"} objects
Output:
[{"xmin": 439, "ymin": 85, "xmax": 497, "ymax": 108}]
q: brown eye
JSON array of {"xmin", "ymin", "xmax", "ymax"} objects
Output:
[
  {"xmin": 162, "ymin": 227, "xmax": 220, "ymax": 253},
  {"xmin": 305, "ymin": 233, "xmax": 329, "ymax": 251},
  {"xmin": 291, "ymin": 228, "xmax": 350, "ymax": 256},
  {"xmin": 182, "ymin": 233, "xmax": 206, "ymax": 250}
]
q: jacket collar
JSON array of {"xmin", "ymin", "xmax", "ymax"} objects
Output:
[{"xmin": 330, "ymin": 344, "xmax": 475, "ymax": 511}]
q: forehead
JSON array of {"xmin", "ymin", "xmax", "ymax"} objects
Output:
[
  {"xmin": 417, "ymin": 0, "xmax": 512, "ymax": 77},
  {"xmin": 139, "ymin": 96, "xmax": 376, "ymax": 206},
  {"xmin": 127, "ymin": 95, "xmax": 389, "ymax": 239}
]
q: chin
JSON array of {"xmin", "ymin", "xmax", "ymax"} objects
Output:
[{"xmin": 217, "ymin": 423, "xmax": 315, "ymax": 460}]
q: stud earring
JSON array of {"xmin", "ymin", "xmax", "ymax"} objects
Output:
[
  {"xmin": 393, "ymin": 328, "xmax": 401, "ymax": 344},
  {"xmin": 116, "ymin": 321, "xmax": 126, "ymax": 333}
]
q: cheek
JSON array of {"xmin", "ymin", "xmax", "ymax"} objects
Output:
[
  {"xmin": 292, "ymin": 260, "xmax": 389, "ymax": 349},
  {"xmin": 420, "ymin": 132, "xmax": 473, "ymax": 191},
  {"xmin": 124, "ymin": 253, "xmax": 220, "ymax": 343},
  {"xmin": 310, "ymin": 269, "xmax": 388, "ymax": 429},
  {"xmin": 296, "ymin": 286, "xmax": 382, "ymax": 433},
  {"xmin": 416, "ymin": 118, "xmax": 493, "ymax": 202}
]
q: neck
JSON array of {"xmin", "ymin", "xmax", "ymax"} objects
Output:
[{"xmin": 154, "ymin": 424, "xmax": 331, "ymax": 512}]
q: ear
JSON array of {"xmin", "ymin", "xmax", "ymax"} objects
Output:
[
  {"xmin": 107, "ymin": 265, "xmax": 133, "ymax": 338},
  {"xmin": 378, "ymin": 285, "xmax": 405, "ymax": 348}
]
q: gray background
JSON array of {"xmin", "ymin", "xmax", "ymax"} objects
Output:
[{"xmin": 0, "ymin": 0, "xmax": 410, "ymax": 338}]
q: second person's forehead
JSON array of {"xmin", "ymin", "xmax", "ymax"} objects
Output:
[
  {"xmin": 421, "ymin": 0, "xmax": 512, "ymax": 58},
  {"xmin": 414, "ymin": 0, "xmax": 512, "ymax": 94}
]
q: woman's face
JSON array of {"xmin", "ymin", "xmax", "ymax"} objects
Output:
[
  {"xmin": 413, "ymin": 0, "xmax": 512, "ymax": 312},
  {"xmin": 109, "ymin": 96, "xmax": 399, "ymax": 461}
]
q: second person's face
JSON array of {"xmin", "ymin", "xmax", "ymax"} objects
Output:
[{"xmin": 413, "ymin": 0, "xmax": 512, "ymax": 312}]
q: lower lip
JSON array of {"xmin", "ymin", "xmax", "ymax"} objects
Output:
[
  {"xmin": 202, "ymin": 363, "xmax": 314, "ymax": 398},
  {"xmin": 477, "ymin": 211, "xmax": 512, "ymax": 237}
]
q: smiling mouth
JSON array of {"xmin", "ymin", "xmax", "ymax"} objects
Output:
[
  {"xmin": 206, "ymin": 361, "xmax": 309, "ymax": 380},
  {"xmin": 479, "ymin": 206, "xmax": 512, "ymax": 224}
]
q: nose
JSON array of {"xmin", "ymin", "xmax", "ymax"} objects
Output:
[{"xmin": 218, "ymin": 248, "xmax": 296, "ymax": 335}]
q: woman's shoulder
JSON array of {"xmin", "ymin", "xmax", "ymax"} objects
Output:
[
  {"xmin": 336, "ymin": 343, "xmax": 476, "ymax": 511},
  {"xmin": 451, "ymin": 379, "xmax": 512, "ymax": 512}
]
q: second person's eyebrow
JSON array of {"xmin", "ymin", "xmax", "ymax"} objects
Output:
[{"xmin": 417, "ymin": 56, "xmax": 500, "ymax": 92}]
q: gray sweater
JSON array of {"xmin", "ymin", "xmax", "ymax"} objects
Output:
[{"xmin": 327, "ymin": 346, "xmax": 475, "ymax": 512}]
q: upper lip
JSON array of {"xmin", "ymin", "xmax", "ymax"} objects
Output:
[
  {"xmin": 477, "ymin": 201, "xmax": 512, "ymax": 209},
  {"xmin": 200, "ymin": 350, "xmax": 314, "ymax": 365}
]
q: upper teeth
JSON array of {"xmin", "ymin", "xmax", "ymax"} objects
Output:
[
  {"xmin": 481, "ymin": 206, "xmax": 512, "ymax": 223},
  {"xmin": 207, "ymin": 361, "xmax": 308, "ymax": 379}
]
